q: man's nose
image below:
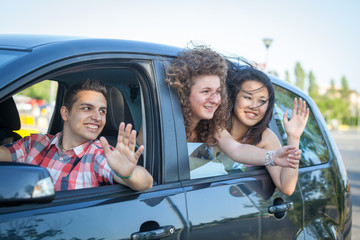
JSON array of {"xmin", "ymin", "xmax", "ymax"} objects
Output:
[{"xmin": 92, "ymin": 110, "xmax": 102, "ymax": 120}]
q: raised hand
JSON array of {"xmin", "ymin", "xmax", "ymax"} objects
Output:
[
  {"xmin": 283, "ymin": 98, "xmax": 309, "ymax": 140},
  {"xmin": 272, "ymin": 145, "xmax": 302, "ymax": 169},
  {"xmin": 100, "ymin": 122, "xmax": 144, "ymax": 178}
]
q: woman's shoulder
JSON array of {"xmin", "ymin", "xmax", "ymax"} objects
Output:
[
  {"xmin": 256, "ymin": 128, "xmax": 281, "ymax": 149},
  {"xmin": 262, "ymin": 128, "xmax": 278, "ymax": 138}
]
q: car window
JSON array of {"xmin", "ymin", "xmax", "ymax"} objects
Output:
[
  {"xmin": 188, "ymin": 142, "xmax": 263, "ymax": 179},
  {"xmin": 14, "ymin": 80, "xmax": 57, "ymax": 136},
  {"xmin": 272, "ymin": 85, "xmax": 329, "ymax": 167},
  {"xmin": 4, "ymin": 66, "xmax": 147, "ymax": 191}
]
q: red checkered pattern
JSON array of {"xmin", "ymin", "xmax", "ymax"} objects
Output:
[{"xmin": 7, "ymin": 133, "xmax": 114, "ymax": 191}]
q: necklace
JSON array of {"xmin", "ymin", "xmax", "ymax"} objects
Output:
[
  {"xmin": 58, "ymin": 136, "xmax": 67, "ymax": 160},
  {"xmin": 59, "ymin": 135, "xmax": 70, "ymax": 152}
]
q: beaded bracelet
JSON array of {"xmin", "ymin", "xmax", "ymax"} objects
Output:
[
  {"xmin": 114, "ymin": 171, "xmax": 133, "ymax": 179},
  {"xmin": 265, "ymin": 151, "xmax": 277, "ymax": 167}
]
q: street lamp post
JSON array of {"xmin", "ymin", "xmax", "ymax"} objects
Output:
[{"xmin": 263, "ymin": 38, "xmax": 273, "ymax": 71}]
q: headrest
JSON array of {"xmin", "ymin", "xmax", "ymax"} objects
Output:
[
  {"xmin": 0, "ymin": 97, "xmax": 21, "ymax": 130},
  {"xmin": 100, "ymin": 87, "xmax": 133, "ymax": 137}
]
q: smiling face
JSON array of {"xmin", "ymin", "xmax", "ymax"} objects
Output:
[
  {"xmin": 233, "ymin": 80, "xmax": 269, "ymax": 128},
  {"xmin": 189, "ymin": 75, "xmax": 222, "ymax": 126},
  {"xmin": 61, "ymin": 90, "xmax": 107, "ymax": 148}
]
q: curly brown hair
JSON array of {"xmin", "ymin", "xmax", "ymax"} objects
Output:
[{"xmin": 166, "ymin": 45, "xmax": 229, "ymax": 145}]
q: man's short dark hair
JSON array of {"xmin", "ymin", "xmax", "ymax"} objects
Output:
[{"xmin": 63, "ymin": 79, "xmax": 107, "ymax": 112}]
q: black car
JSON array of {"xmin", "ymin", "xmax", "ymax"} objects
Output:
[{"xmin": 0, "ymin": 35, "xmax": 352, "ymax": 239}]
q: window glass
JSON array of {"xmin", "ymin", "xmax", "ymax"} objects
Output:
[
  {"xmin": 273, "ymin": 85, "xmax": 329, "ymax": 167},
  {"xmin": 188, "ymin": 143, "xmax": 228, "ymax": 179},
  {"xmin": 14, "ymin": 80, "xmax": 57, "ymax": 136},
  {"xmin": 188, "ymin": 142, "xmax": 262, "ymax": 179}
]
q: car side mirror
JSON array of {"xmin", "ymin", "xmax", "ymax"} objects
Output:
[{"xmin": 0, "ymin": 162, "xmax": 55, "ymax": 206}]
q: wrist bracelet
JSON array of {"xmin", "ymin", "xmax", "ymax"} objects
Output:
[
  {"xmin": 265, "ymin": 151, "xmax": 277, "ymax": 167},
  {"xmin": 114, "ymin": 171, "xmax": 133, "ymax": 179}
]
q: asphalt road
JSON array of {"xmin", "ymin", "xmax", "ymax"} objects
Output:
[{"xmin": 331, "ymin": 130, "xmax": 360, "ymax": 240}]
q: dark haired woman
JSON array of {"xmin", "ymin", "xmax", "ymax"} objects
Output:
[{"xmin": 226, "ymin": 64, "xmax": 309, "ymax": 195}]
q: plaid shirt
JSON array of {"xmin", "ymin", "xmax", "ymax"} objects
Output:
[{"xmin": 6, "ymin": 133, "xmax": 114, "ymax": 191}]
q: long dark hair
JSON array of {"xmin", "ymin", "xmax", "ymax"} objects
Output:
[{"xmin": 226, "ymin": 61, "xmax": 275, "ymax": 145}]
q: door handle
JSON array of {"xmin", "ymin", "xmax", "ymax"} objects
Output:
[
  {"xmin": 268, "ymin": 201, "xmax": 294, "ymax": 214},
  {"xmin": 268, "ymin": 200, "xmax": 294, "ymax": 219},
  {"xmin": 131, "ymin": 225, "xmax": 175, "ymax": 240}
]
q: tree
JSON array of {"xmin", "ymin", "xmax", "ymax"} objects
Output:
[
  {"xmin": 340, "ymin": 76, "xmax": 351, "ymax": 124},
  {"xmin": 295, "ymin": 62, "xmax": 305, "ymax": 90},
  {"xmin": 328, "ymin": 79, "xmax": 336, "ymax": 98},
  {"xmin": 308, "ymin": 70, "xmax": 319, "ymax": 99},
  {"xmin": 285, "ymin": 70, "xmax": 291, "ymax": 83},
  {"xmin": 340, "ymin": 76, "xmax": 350, "ymax": 100},
  {"xmin": 17, "ymin": 81, "xmax": 54, "ymax": 103}
]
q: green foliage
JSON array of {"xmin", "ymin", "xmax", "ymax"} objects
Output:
[
  {"xmin": 308, "ymin": 70, "xmax": 319, "ymax": 99},
  {"xmin": 313, "ymin": 78, "xmax": 353, "ymax": 125},
  {"xmin": 340, "ymin": 76, "xmax": 350, "ymax": 100},
  {"xmin": 285, "ymin": 70, "xmax": 291, "ymax": 83},
  {"xmin": 17, "ymin": 80, "xmax": 53, "ymax": 102},
  {"xmin": 288, "ymin": 62, "xmax": 358, "ymax": 126},
  {"xmin": 328, "ymin": 79, "xmax": 336, "ymax": 96},
  {"xmin": 295, "ymin": 62, "xmax": 305, "ymax": 90}
]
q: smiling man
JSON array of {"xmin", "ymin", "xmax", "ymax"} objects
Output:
[{"xmin": 0, "ymin": 80, "xmax": 153, "ymax": 191}]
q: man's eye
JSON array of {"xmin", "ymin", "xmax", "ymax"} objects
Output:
[
  {"xmin": 100, "ymin": 110, "xmax": 106, "ymax": 115},
  {"xmin": 83, "ymin": 107, "xmax": 90, "ymax": 111}
]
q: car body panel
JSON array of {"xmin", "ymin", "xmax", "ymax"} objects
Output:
[{"xmin": 0, "ymin": 184, "xmax": 187, "ymax": 239}]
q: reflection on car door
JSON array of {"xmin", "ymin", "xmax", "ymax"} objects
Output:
[
  {"xmin": 184, "ymin": 176, "xmax": 261, "ymax": 239},
  {"xmin": 248, "ymin": 175, "xmax": 304, "ymax": 239},
  {"xmin": 184, "ymin": 170, "xmax": 303, "ymax": 239},
  {"xmin": 0, "ymin": 185, "xmax": 187, "ymax": 239}
]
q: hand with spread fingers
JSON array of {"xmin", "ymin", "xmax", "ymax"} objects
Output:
[
  {"xmin": 283, "ymin": 98, "xmax": 310, "ymax": 140},
  {"xmin": 100, "ymin": 122, "xmax": 152, "ymax": 191}
]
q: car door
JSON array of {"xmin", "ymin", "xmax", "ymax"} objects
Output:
[
  {"xmin": 0, "ymin": 50, "xmax": 187, "ymax": 239},
  {"xmin": 181, "ymin": 166, "xmax": 303, "ymax": 240},
  {"xmin": 271, "ymin": 82, "xmax": 352, "ymax": 239},
  {"xmin": 172, "ymin": 82, "xmax": 305, "ymax": 239}
]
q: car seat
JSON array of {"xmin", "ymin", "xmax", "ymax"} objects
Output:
[
  {"xmin": 100, "ymin": 87, "xmax": 134, "ymax": 147},
  {"xmin": 0, "ymin": 97, "xmax": 22, "ymax": 144}
]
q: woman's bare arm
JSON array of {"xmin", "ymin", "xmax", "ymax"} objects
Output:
[{"xmin": 217, "ymin": 129, "xmax": 300, "ymax": 168}]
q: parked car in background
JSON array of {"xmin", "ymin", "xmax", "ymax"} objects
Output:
[{"xmin": 0, "ymin": 35, "xmax": 352, "ymax": 239}]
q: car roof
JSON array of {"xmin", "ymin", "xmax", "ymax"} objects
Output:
[
  {"xmin": 0, "ymin": 34, "xmax": 182, "ymax": 55},
  {"xmin": 0, "ymin": 34, "xmax": 183, "ymax": 91},
  {"xmin": 0, "ymin": 35, "xmax": 86, "ymax": 50}
]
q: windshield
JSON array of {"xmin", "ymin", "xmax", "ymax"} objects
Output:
[{"xmin": 0, "ymin": 50, "xmax": 28, "ymax": 68}]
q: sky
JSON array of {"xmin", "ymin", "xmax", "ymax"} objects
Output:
[{"xmin": 1, "ymin": 0, "xmax": 359, "ymax": 93}]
